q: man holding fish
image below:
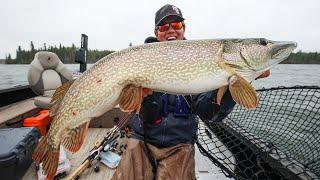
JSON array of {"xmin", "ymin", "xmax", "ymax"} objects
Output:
[
  {"xmin": 32, "ymin": 3, "xmax": 295, "ymax": 180},
  {"xmin": 112, "ymin": 4, "xmax": 272, "ymax": 180}
]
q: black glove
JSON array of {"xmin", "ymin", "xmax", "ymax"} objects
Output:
[{"xmin": 139, "ymin": 93, "xmax": 162, "ymax": 123}]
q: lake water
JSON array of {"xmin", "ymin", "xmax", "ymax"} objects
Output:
[{"xmin": 0, "ymin": 64, "xmax": 319, "ymax": 90}]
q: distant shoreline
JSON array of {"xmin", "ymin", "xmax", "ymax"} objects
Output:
[
  {"xmin": 3, "ymin": 51, "xmax": 320, "ymax": 65},
  {"xmin": 3, "ymin": 42, "xmax": 319, "ymax": 64}
]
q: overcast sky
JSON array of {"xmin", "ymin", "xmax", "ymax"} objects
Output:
[{"xmin": 0, "ymin": 0, "xmax": 319, "ymax": 59}]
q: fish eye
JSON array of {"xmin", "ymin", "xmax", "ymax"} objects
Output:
[{"xmin": 259, "ymin": 38, "xmax": 268, "ymax": 46}]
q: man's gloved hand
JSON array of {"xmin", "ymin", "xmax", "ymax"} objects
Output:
[{"xmin": 139, "ymin": 93, "xmax": 161, "ymax": 123}]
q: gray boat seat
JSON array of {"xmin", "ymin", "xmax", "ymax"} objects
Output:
[{"xmin": 27, "ymin": 51, "xmax": 73, "ymax": 109}]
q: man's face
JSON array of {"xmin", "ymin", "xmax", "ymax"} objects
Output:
[{"xmin": 155, "ymin": 21, "xmax": 185, "ymax": 42}]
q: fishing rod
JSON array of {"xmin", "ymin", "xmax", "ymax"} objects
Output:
[{"xmin": 66, "ymin": 112, "xmax": 131, "ymax": 180}]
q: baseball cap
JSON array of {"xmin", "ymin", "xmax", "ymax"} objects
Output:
[{"xmin": 155, "ymin": 4, "xmax": 184, "ymax": 26}]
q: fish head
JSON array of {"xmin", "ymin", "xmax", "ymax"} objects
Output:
[{"xmin": 228, "ymin": 38, "xmax": 297, "ymax": 72}]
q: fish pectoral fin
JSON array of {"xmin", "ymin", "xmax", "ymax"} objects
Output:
[
  {"xmin": 118, "ymin": 84, "xmax": 152, "ymax": 114},
  {"xmin": 32, "ymin": 136, "xmax": 60, "ymax": 180},
  {"xmin": 62, "ymin": 121, "xmax": 90, "ymax": 153},
  {"xmin": 216, "ymin": 86, "xmax": 229, "ymax": 105},
  {"xmin": 50, "ymin": 80, "xmax": 75, "ymax": 116},
  {"xmin": 228, "ymin": 74, "xmax": 258, "ymax": 109}
]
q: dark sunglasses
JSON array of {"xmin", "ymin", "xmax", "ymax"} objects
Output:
[{"xmin": 157, "ymin": 22, "xmax": 183, "ymax": 32}]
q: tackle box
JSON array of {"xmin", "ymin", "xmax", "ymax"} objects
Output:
[
  {"xmin": 0, "ymin": 127, "xmax": 40, "ymax": 180},
  {"xmin": 23, "ymin": 109, "xmax": 53, "ymax": 136}
]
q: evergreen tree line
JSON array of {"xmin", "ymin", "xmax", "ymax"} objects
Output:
[
  {"xmin": 4, "ymin": 42, "xmax": 320, "ymax": 64},
  {"xmin": 5, "ymin": 41, "xmax": 114, "ymax": 64},
  {"xmin": 282, "ymin": 51, "xmax": 320, "ymax": 64}
]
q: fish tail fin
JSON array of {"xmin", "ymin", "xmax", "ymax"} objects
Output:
[
  {"xmin": 229, "ymin": 74, "xmax": 258, "ymax": 109},
  {"xmin": 51, "ymin": 80, "xmax": 75, "ymax": 104},
  {"xmin": 32, "ymin": 136, "xmax": 60, "ymax": 180}
]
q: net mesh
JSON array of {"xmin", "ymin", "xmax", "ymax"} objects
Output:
[{"xmin": 197, "ymin": 86, "xmax": 320, "ymax": 180}]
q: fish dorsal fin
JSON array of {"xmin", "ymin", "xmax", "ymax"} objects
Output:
[
  {"xmin": 50, "ymin": 80, "xmax": 75, "ymax": 116},
  {"xmin": 51, "ymin": 80, "xmax": 75, "ymax": 103},
  {"xmin": 62, "ymin": 121, "xmax": 90, "ymax": 153},
  {"xmin": 49, "ymin": 103, "xmax": 59, "ymax": 117},
  {"xmin": 228, "ymin": 74, "xmax": 258, "ymax": 109},
  {"xmin": 118, "ymin": 84, "xmax": 152, "ymax": 114}
]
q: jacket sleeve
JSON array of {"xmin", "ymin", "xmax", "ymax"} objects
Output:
[{"xmin": 192, "ymin": 89, "xmax": 236, "ymax": 122}]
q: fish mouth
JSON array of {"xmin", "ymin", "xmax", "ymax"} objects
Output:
[
  {"xmin": 271, "ymin": 41, "xmax": 297, "ymax": 62},
  {"xmin": 255, "ymin": 40, "xmax": 297, "ymax": 72},
  {"xmin": 239, "ymin": 40, "xmax": 297, "ymax": 73}
]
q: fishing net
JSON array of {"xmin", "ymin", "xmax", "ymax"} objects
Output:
[{"xmin": 197, "ymin": 86, "xmax": 320, "ymax": 180}]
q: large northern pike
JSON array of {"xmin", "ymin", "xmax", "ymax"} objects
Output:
[{"xmin": 33, "ymin": 38, "xmax": 296, "ymax": 179}]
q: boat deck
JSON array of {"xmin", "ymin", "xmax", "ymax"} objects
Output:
[
  {"xmin": 22, "ymin": 128, "xmax": 231, "ymax": 180},
  {"xmin": 0, "ymin": 98, "xmax": 39, "ymax": 128},
  {"xmin": 23, "ymin": 128, "xmax": 115, "ymax": 180},
  {"xmin": 0, "ymin": 96, "xmax": 231, "ymax": 179}
]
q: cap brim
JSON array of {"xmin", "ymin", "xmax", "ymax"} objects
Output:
[{"xmin": 156, "ymin": 15, "xmax": 185, "ymax": 26}]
